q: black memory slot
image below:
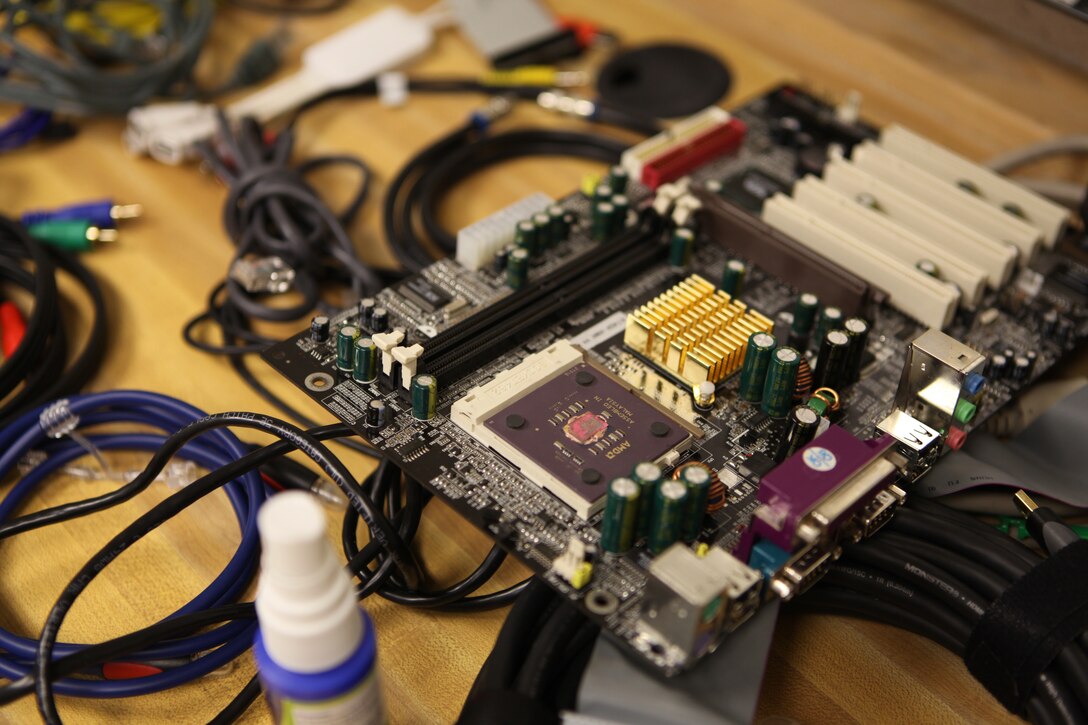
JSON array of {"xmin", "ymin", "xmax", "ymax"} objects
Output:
[{"xmin": 423, "ymin": 212, "xmax": 666, "ymax": 380}]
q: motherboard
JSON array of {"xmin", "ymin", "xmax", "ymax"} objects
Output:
[{"xmin": 264, "ymin": 86, "xmax": 1088, "ymax": 675}]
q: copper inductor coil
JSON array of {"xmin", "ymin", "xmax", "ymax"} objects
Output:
[{"xmin": 673, "ymin": 461, "xmax": 725, "ymax": 512}]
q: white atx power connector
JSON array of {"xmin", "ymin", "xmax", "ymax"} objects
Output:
[{"xmin": 125, "ymin": 7, "xmax": 435, "ymax": 164}]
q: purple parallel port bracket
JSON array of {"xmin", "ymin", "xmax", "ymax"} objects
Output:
[{"xmin": 734, "ymin": 425, "xmax": 894, "ymax": 560}]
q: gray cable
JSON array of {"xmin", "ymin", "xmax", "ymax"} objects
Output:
[
  {"xmin": 0, "ymin": 0, "xmax": 214, "ymax": 114},
  {"xmin": 987, "ymin": 136, "xmax": 1088, "ymax": 174}
]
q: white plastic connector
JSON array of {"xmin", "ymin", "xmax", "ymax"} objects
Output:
[
  {"xmin": 822, "ymin": 158, "xmax": 1017, "ymax": 287},
  {"xmin": 790, "ymin": 177, "xmax": 987, "ymax": 308},
  {"xmin": 372, "ymin": 329, "xmax": 406, "ymax": 376},
  {"xmin": 454, "ymin": 192, "xmax": 553, "ymax": 270},
  {"xmin": 851, "ymin": 141, "xmax": 1042, "ymax": 259},
  {"xmin": 390, "ymin": 343, "xmax": 425, "ymax": 390},
  {"xmin": 762, "ymin": 193, "xmax": 959, "ymax": 329},
  {"xmin": 879, "ymin": 125, "xmax": 1069, "ymax": 247},
  {"xmin": 125, "ymin": 7, "xmax": 434, "ymax": 164}
]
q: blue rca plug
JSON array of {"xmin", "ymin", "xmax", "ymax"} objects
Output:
[{"xmin": 21, "ymin": 199, "xmax": 142, "ymax": 228}]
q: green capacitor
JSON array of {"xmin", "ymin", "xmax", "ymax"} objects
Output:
[
  {"xmin": 594, "ymin": 183, "xmax": 614, "ymax": 202},
  {"xmin": 411, "ymin": 373, "xmax": 438, "ymax": 421},
  {"xmin": 608, "ymin": 164, "xmax": 629, "ymax": 195},
  {"xmin": 532, "ymin": 212, "xmax": 551, "ymax": 251},
  {"xmin": 600, "ymin": 477, "xmax": 640, "ymax": 553},
  {"xmin": 762, "ymin": 346, "xmax": 801, "ymax": 417},
  {"xmin": 843, "ymin": 317, "xmax": 870, "ymax": 383},
  {"xmin": 336, "ymin": 325, "xmax": 360, "ymax": 371},
  {"xmin": 791, "ymin": 293, "xmax": 819, "ymax": 338},
  {"xmin": 591, "ymin": 201, "xmax": 615, "ymax": 242},
  {"xmin": 514, "ymin": 219, "xmax": 537, "ymax": 255},
  {"xmin": 720, "ymin": 259, "xmax": 746, "ymax": 298},
  {"xmin": 669, "ymin": 227, "xmax": 695, "ymax": 267},
  {"xmin": 815, "ymin": 305, "xmax": 844, "ymax": 347},
  {"xmin": 611, "ymin": 194, "xmax": 629, "ymax": 236},
  {"xmin": 547, "ymin": 205, "xmax": 568, "ymax": 247},
  {"xmin": 631, "ymin": 461, "xmax": 663, "ymax": 539},
  {"xmin": 352, "ymin": 337, "xmax": 378, "ymax": 383},
  {"xmin": 679, "ymin": 466, "xmax": 711, "ymax": 542},
  {"xmin": 506, "ymin": 248, "xmax": 530, "ymax": 290},
  {"xmin": 649, "ymin": 479, "xmax": 689, "ymax": 554},
  {"xmin": 738, "ymin": 331, "xmax": 777, "ymax": 402}
]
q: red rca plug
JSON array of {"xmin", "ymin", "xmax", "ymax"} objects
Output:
[{"xmin": 0, "ymin": 298, "xmax": 27, "ymax": 358}]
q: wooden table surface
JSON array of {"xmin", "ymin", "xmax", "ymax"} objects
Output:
[{"xmin": 1, "ymin": 1, "xmax": 1085, "ymax": 723}]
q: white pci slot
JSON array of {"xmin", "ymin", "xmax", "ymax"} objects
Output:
[
  {"xmin": 851, "ymin": 141, "xmax": 1042, "ymax": 260},
  {"xmin": 455, "ymin": 192, "xmax": 554, "ymax": 270},
  {"xmin": 822, "ymin": 158, "xmax": 1017, "ymax": 287},
  {"xmin": 791, "ymin": 177, "xmax": 987, "ymax": 308},
  {"xmin": 880, "ymin": 125, "xmax": 1068, "ymax": 247},
  {"xmin": 762, "ymin": 194, "xmax": 959, "ymax": 329}
]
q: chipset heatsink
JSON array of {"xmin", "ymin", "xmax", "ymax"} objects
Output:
[{"xmin": 451, "ymin": 340, "xmax": 696, "ymax": 518}]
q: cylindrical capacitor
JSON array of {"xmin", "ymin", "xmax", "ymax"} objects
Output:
[
  {"xmin": 411, "ymin": 374, "xmax": 438, "ymax": 421},
  {"xmin": 815, "ymin": 329, "xmax": 850, "ymax": 391},
  {"xmin": 310, "ymin": 315, "xmax": 330, "ymax": 343},
  {"xmin": 611, "ymin": 195, "xmax": 630, "ymax": 236},
  {"xmin": 791, "ymin": 293, "xmax": 819, "ymax": 339},
  {"xmin": 669, "ymin": 227, "xmax": 695, "ymax": 267},
  {"xmin": 370, "ymin": 307, "xmax": 389, "ymax": 334},
  {"xmin": 1042, "ymin": 309, "xmax": 1060, "ymax": 337},
  {"xmin": 989, "ymin": 353, "xmax": 1009, "ymax": 378},
  {"xmin": 492, "ymin": 246, "xmax": 510, "ymax": 274},
  {"xmin": 631, "ymin": 461, "xmax": 663, "ymax": 539},
  {"xmin": 352, "ymin": 337, "xmax": 378, "ymax": 383},
  {"xmin": 591, "ymin": 201, "xmax": 615, "ymax": 242},
  {"xmin": 762, "ymin": 346, "xmax": 801, "ymax": 417},
  {"xmin": 600, "ymin": 477, "xmax": 640, "ymax": 553},
  {"xmin": 1025, "ymin": 350, "xmax": 1038, "ymax": 374},
  {"xmin": 772, "ymin": 116, "xmax": 802, "ymax": 145},
  {"xmin": 679, "ymin": 466, "xmax": 711, "ymax": 542},
  {"xmin": 738, "ymin": 331, "xmax": 777, "ymax": 402},
  {"xmin": 514, "ymin": 219, "xmax": 537, "ymax": 255},
  {"xmin": 776, "ymin": 405, "xmax": 820, "ymax": 462},
  {"xmin": 506, "ymin": 248, "xmax": 530, "ymax": 290},
  {"xmin": 532, "ymin": 212, "xmax": 551, "ymax": 252},
  {"xmin": 608, "ymin": 164, "xmax": 629, "ymax": 195},
  {"xmin": 1012, "ymin": 355, "xmax": 1032, "ymax": 381},
  {"xmin": 358, "ymin": 298, "xmax": 376, "ymax": 329},
  {"xmin": 649, "ymin": 479, "xmax": 689, "ymax": 554},
  {"xmin": 814, "ymin": 306, "xmax": 844, "ymax": 347},
  {"xmin": 547, "ymin": 205, "xmax": 568, "ymax": 247},
  {"xmin": 720, "ymin": 259, "xmax": 746, "ymax": 298},
  {"xmin": 773, "ymin": 311, "xmax": 793, "ymax": 347},
  {"xmin": 365, "ymin": 399, "xmax": 387, "ymax": 428},
  {"xmin": 336, "ymin": 325, "xmax": 360, "ymax": 371},
  {"xmin": 693, "ymin": 381, "xmax": 715, "ymax": 411},
  {"xmin": 842, "ymin": 317, "xmax": 870, "ymax": 383},
  {"xmin": 594, "ymin": 183, "xmax": 614, "ymax": 202}
]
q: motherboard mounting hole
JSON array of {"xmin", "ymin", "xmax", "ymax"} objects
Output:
[
  {"xmin": 585, "ymin": 588, "xmax": 618, "ymax": 615},
  {"xmin": 305, "ymin": 372, "xmax": 335, "ymax": 392}
]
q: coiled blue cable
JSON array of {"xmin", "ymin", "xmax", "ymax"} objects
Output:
[{"xmin": 0, "ymin": 390, "xmax": 266, "ymax": 697}]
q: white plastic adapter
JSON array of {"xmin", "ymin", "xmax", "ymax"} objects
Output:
[{"xmin": 256, "ymin": 491, "xmax": 363, "ymax": 673}]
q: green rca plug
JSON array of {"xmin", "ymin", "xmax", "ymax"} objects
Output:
[{"xmin": 26, "ymin": 220, "xmax": 118, "ymax": 252}]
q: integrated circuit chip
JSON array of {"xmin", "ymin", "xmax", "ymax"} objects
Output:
[
  {"xmin": 397, "ymin": 276, "xmax": 452, "ymax": 312},
  {"xmin": 451, "ymin": 340, "xmax": 695, "ymax": 518}
]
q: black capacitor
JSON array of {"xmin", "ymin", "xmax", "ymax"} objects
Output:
[
  {"xmin": 359, "ymin": 298, "xmax": 376, "ymax": 329},
  {"xmin": 775, "ymin": 405, "xmax": 820, "ymax": 462},
  {"xmin": 842, "ymin": 317, "xmax": 870, "ymax": 383},
  {"xmin": 772, "ymin": 116, "xmax": 802, "ymax": 146},
  {"xmin": 1012, "ymin": 355, "xmax": 1031, "ymax": 381},
  {"xmin": 1042, "ymin": 309, "xmax": 1060, "ymax": 337},
  {"xmin": 1003, "ymin": 348, "xmax": 1016, "ymax": 361},
  {"xmin": 370, "ymin": 307, "xmax": 389, "ymax": 333},
  {"xmin": 366, "ymin": 399, "xmax": 388, "ymax": 428},
  {"xmin": 1025, "ymin": 350, "xmax": 1038, "ymax": 375},
  {"xmin": 1056, "ymin": 318, "xmax": 1075, "ymax": 346},
  {"xmin": 310, "ymin": 315, "xmax": 330, "ymax": 342},
  {"xmin": 989, "ymin": 353, "xmax": 1009, "ymax": 378},
  {"xmin": 795, "ymin": 145, "xmax": 828, "ymax": 178},
  {"xmin": 492, "ymin": 246, "xmax": 510, "ymax": 274},
  {"xmin": 814, "ymin": 329, "xmax": 851, "ymax": 391}
]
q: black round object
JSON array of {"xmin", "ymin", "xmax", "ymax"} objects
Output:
[
  {"xmin": 596, "ymin": 44, "xmax": 732, "ymax": 119},
  {"xmin": 650, "ymin": 421, "xmax": 671, "ymax": 438}
]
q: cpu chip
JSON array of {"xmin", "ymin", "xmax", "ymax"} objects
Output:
[{"xmin": 451, "ymin": 340, "xmax": 695, "ymax": 518}]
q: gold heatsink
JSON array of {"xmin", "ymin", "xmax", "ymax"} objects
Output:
[{"xmin": 624, "ymin": 274, "xmax": 773, "ymax": 386}]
